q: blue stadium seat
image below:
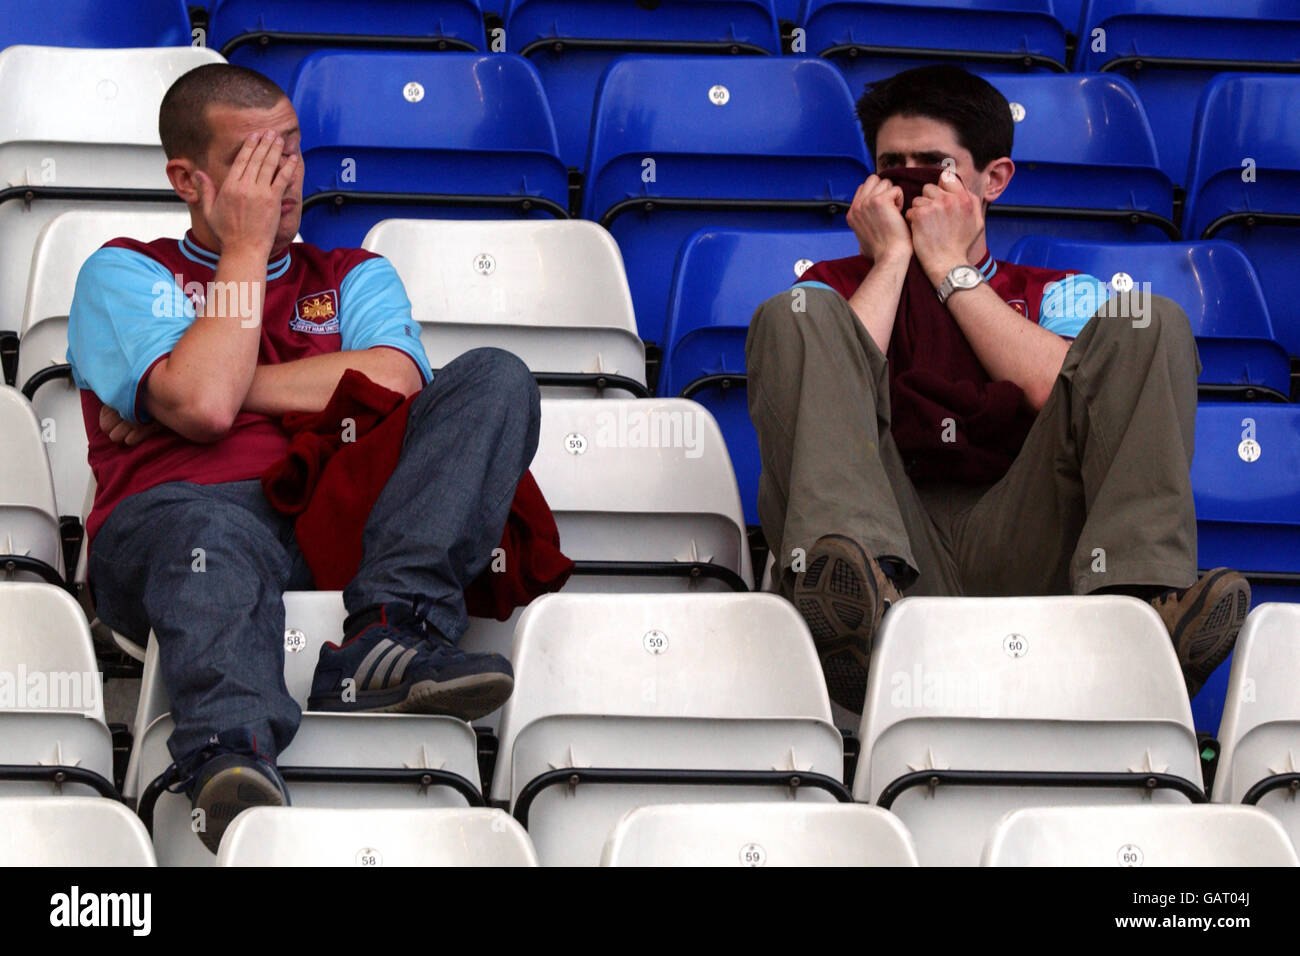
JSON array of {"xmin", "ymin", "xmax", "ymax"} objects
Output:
[
  {"xmin": 1077, "ymin": 0, "xmax": 1300, "ymax": 188},
  {"xmin": 977, "ymin": 74, "xmax": 1178, "ymax": 259},
  {"xmin": 661, "ymin": 228, "xmax": 859, "ymax": 524},
  {"xmin": 582, "ymin": 55, "xmax": 870, "ymax": 346},
  {"xmin": 206, "ymin": 0, "xmax": 484, "ymax": 93},
  {"xmin": 504, "ymin": 0, "xmax": 781, "ymax": 169},
  {"xmin": 1189, "ymin": 402, "xmax": 1300, "ymax": 729},
  {"xmin": 1183, "ymin": 73, "xmax": 1300, "ymax": 358},
  {"xmin": 1007, "ymin": 236, "xmax": 1291, "ymax": 401},
  {"xmin": 1053, "ymin": 0, "xmax": 1084, "ymax": 35},
  {"xmin": 290, "ymin": 51, "xmax": 569, "ymax": 249},
  {"xmin": 773, "ymin": 0, "xmax": 802, "ymax": 21},
  {"xmin": 0, "ymin": 0, "xmax": 192, "ymax": 48},
  {"xmin": 800, "ymin": 0, "xmax": 1069, "ymax": 93}
]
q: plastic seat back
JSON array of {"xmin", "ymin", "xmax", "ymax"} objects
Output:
[
  {"xmin": 1007, "ymin": 236, "xmax": 1290, "ymax": 398},
  {"xmin": 854, "ymin": 595, "xmax": 1202, "ymax": 866},
  {"xmin": 1184, "ymin": 73, "xmax": 1300, "ymax": 356},
  {"xmin": 582, "ymin": 55, "xmax": 869, "ymax": 344},
  {"xmin": 1213, "ymin": 603, "xmax": 1300, "ymax": 853},
  {"xmin": 207, "ymin": 0, "xmax": 485, "ymax": 91},
  {"xmin": 291, "ymin": 51, "xmax": 568, "ymax": 249},
  {"xmin": 1078, "ymin": 0, "xmax": 1300, "ymax": 186},
  {"xmin": 661, "ymin": 226, "xmax": 859, "ymax": 523},
  {"xmin": 504, "ymin": 0, "xmax": 781, "ymax": 167},
  {"xmin": 979, "ymin": 73, "xmax": 1176, "ymax": 259}
]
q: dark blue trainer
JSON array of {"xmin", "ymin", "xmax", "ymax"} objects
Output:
[
  {"xmin": 307, "ymin": 599, "xmax": 513, "ymax": 720},
  {"xmin": 165, "ymin": 728, "xmax": 289, "ymax": 855}
]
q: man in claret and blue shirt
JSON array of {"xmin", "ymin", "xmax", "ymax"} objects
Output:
[
  {"xmin": 67, "ymin": 64, "xmax": 540, "ymax": 852},
  {"xmin": 748, "ymin": 66, "xmax": 1250, "ymax": 715}
]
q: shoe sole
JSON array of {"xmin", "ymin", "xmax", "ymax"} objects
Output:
[
  {"xmin": 793, "ymin": 535, "xmax": 881, "ymax": 712},
  {"xmin": 1171, "ymin": 568, "xmax": 1251, "ymax": 696},
  {"xmin": 308, "ymin": 672, "xmax": 514, "ymax": 722},
  {"xmin": 193, "ymin": 765, "xmax": 286, "ymax": 855}
]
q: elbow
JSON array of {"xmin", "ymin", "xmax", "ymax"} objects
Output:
[
  {"xmin": 1023, "ymin": 379, "xmax": 1054, "ymax": 413},
  {"xmin": 174, "ymin": 400, "xmax": 239, "ymax": 443},
  {"xmin": 378, "ymin": 363, "xmax": 424, "ymax": 399}
]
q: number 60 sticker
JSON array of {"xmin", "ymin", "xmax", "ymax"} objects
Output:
[{"xmin": 1003, "ymin": 633, "xmax": 1028, "ymax": 658}]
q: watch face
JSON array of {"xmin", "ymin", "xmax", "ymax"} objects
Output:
[{"xmin": 951, "ymin": 265, "xmax": 981, "ymax": 288}]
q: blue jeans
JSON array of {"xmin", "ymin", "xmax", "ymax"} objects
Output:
[{"xmin": 90, "ymin": 348, "xmax": 541, "ymax": 764}]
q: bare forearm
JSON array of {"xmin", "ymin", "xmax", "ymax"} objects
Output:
[
  {"xmin": 932, "ymin": 277, "xmax": 1069, "ymax": 410},
  {"xmin": 144, "ymin": 244, "xmax": 267, "ymax": 439},
  {"xmin": 242, "ymin": 347, "xmax": 423, "ymax": 417},
  {"xmin": 846, "ymin": 250, "xmax": 911, "ymax": 353}
]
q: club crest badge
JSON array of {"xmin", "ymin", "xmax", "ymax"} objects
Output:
[{"xmin": 291, "ymin": 290, "xmax": 340, "ymax": 334}]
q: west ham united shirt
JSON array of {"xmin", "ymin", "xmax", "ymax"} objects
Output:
[{"xmin": 67, "ymin": 230, "xmax": 432, "ymax": 545}]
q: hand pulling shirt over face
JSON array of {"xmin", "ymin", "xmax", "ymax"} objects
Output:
[{"xmin": 793, "ymin": 165, "xmax": 1109, "ymax": 484}]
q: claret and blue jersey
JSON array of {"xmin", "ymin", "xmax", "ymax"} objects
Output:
[{"xmin": 66, "ymin": 231, "xmax": 433, "ymax": 545}]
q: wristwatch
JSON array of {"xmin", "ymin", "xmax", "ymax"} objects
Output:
[{"xmin": 936, "ymin": 263, "xmax": 984, "ymax": 305}]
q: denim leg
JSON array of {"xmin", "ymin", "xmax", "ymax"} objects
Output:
[
  {"xmin": 345, "ymin": 347, "xmax": 541, "ymax": 641},
  {"xmin": 89, "ymin": 479, "xmax": 303, "ymax": 764}
]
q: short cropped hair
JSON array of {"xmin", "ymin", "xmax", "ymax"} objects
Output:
[
  {"xmin": 855, "ymin": 65, "xmax": 1014, "ymax": 171},
  {"xmin": 159, "ymin": 63, "xmax": 287, "ymax": 161}
]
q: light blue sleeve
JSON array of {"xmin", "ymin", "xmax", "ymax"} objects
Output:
[
  {"xmin": 66, "ymin": 247, "xmax": 196, "ymax": 424},
  {"xmin": 1039, "ymin": 273, "xmax": 1112, "ymax": 338},
  {"xmin": 338, "ymin": 256, "xmax": 433, "ymax": 385},
  {"xmin": 790, "ymin": 280, "xmax": 839, "ymax": 295}
]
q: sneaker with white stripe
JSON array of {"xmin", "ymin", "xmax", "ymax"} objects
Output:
[{"xmin": 307, "ymin": 601, "xmax": 513, "ymax": 720}]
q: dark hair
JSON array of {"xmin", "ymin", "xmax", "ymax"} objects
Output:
[
  {"xmin": 159, "ymin": 64, "xmax": 287, "ymax": 161},
  {"xmin": 855, "ymin": 65, "xmax": 1013, "ymax": 171}
]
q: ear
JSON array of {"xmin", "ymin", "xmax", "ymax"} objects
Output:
[
  {"xmin": 165, "ymin": 157, "xmax": 201, "ymax": 206},
  {"xmin": 979, "ymin": 156, "xmax": 1014, "ymax": 204}
]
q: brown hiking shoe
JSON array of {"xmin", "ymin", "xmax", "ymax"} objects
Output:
[
  {"xmin": 1150, "ymin": 568, "xmax": 1251, "ymax": 698},
  {"xmin": 791, "ymin": 534, "xmax": 901, "ymax": 713}
]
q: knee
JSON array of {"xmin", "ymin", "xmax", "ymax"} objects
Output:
[
  {"xmin": 426, "ymin": 347, "xmax": 539, "ymax": 410},
  {"xmin": 424, "ymin": 347, "xmax": 540, "ymax": 438},
  {"xmin": 480, "ymin": 348, "xmax": 541, "ymax": 428},
  {"xmin": 1085, "ymin": 291, "xmax": 1193, "ymax": 356},
  {"xmin": 748, "ymin": 287, "xmax": 852, "ymax": 360}
]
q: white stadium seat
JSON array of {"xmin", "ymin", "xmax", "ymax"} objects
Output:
[
  {"xmin": 460, "ymin": 396, "xmax": 755, "ymax": 734},
  {"xmin": 853, "ymin": 595, "xmax": 1204, "ymax": 866},
  {"xmin": 18, "ymin": 208, "xmax": 193, "ymax": 524},
  {"xmin": 600, "ymin": 803, "xmax": 919, "ymax": 867},
  {"xmin": 981, "ymin": 805, "xmax": 1299, "ymax": 867},
  {"xmin": 0, "ymin": 796, "xmax": 155, "ymax": 866},
  {"xmin": 132, "ymin": 591, "xmax": 483, "ymax": 867},
  {"xmin": 528, "ymin": 396, "xmax": 753, "ymax": 591},
  {"xmin": 216, "ymin": 806, "xmax": 537, "ymax": 866},
  {"xmin": 492, "ymin": 592, "xmax": 846, "ymax": 866},
  {"xmin": 0, "ymin": 45, "xmax": 223, "ymax": 334},
  {"xmin": 0, "ymin": 387, "xmax": 62, "ymax": 584},
  {"xmin": 0, "ymin": 582, "xmax": 113, "ymax": 797},
  {"xmin": 362, "ymin": 219, "xmax": 646, "ymax": 397},
  {"xmin": 1213, "ymin": 603, "xmax": 1300, "ymax": 850}
]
